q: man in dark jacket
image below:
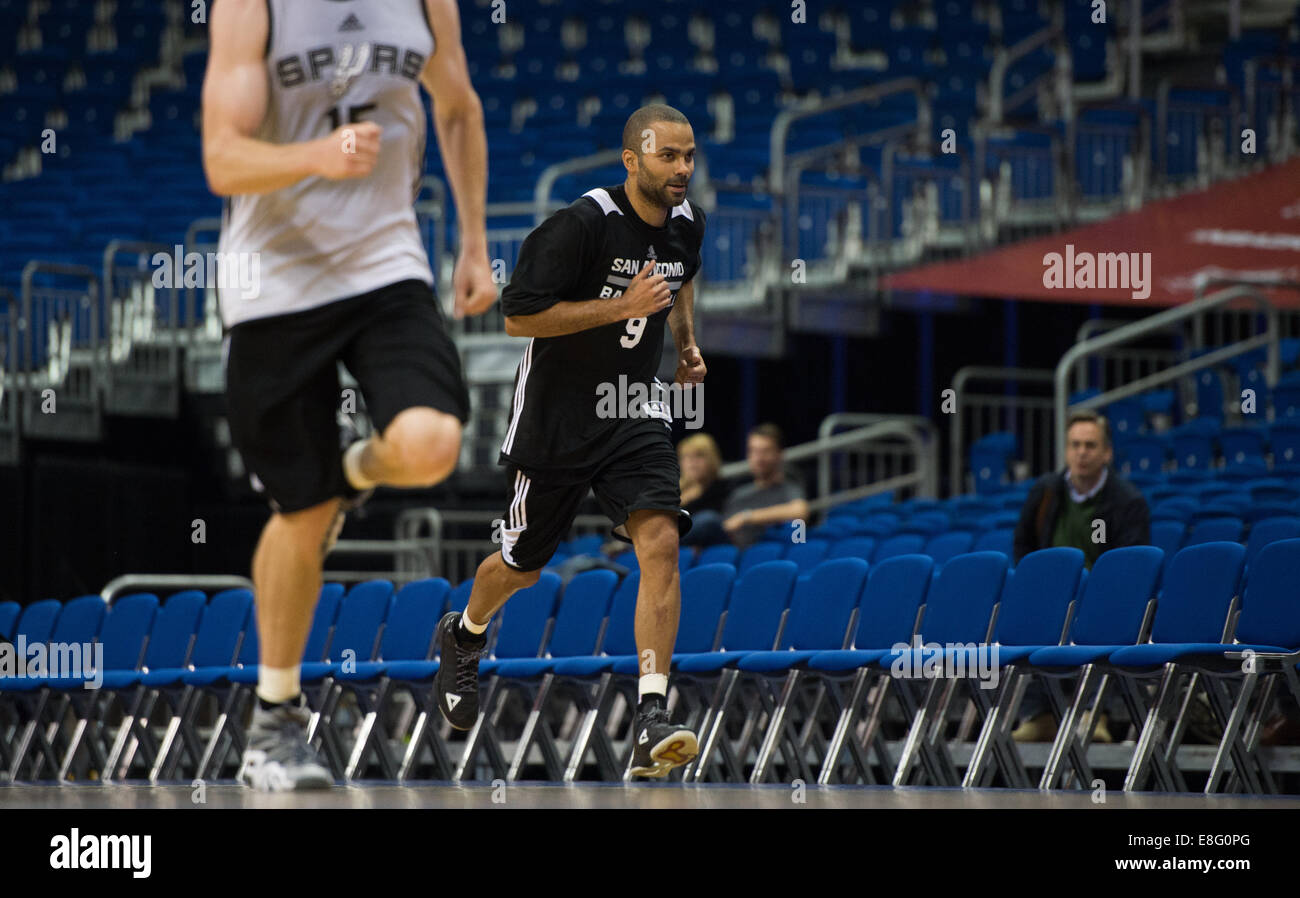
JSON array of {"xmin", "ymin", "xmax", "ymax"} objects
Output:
[
  {"xmin": 1010, "ymin": 410, "xmax": 1150, "ymax": 744},
  {"xmin": 1013, "ymin": 411, "xmax": 1150, "ymax": 566}
]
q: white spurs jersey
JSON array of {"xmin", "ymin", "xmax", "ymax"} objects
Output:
[{"xmin": 217, "ymin": 0, "xmax": 436, "ymax": 328}]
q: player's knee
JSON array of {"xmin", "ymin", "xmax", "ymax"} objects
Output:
[
  {"xmin": 480, "ymin": 553, "xmax": 540, "ymax": 590},
  {"xmin": 383, "ymin": 410, "xmax": 461, "ymax": 486},
  {"xmin": 634, "ymin": 514, "xmax": 680, "ymax": 569}
]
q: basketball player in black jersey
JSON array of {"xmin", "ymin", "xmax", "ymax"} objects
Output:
[{"xmin": 435, "ymin": 105, "xmax": 708, "ymax": 777}]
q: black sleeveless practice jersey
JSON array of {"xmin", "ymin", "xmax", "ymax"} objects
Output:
[{"xmin": 498, "ymin": 184, "xmax": 707, "ymax": 474}]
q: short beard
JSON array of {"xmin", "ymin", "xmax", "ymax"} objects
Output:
[{"xmin": 637, "ymin": 170, "xmax": 675, "ymax": 209}]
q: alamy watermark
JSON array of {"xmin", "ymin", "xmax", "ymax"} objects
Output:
[
  {"xmin": 888, "ymin": 636, "xmax": 1000, "ymax": 690},
  {"xmin": 1042, "ymin": 244, "xmax": 1152, "ymax": 300},
  {"xmin": 595, "ymin": 375, "xmax": 703, "ymax": 430},
  {"xmin": 0, "ymin": 637, "xmax": 105, "ymax": 689},
  {"xmin": 151, "ymin": 245, "xmax": 260, "ymax": 300}
]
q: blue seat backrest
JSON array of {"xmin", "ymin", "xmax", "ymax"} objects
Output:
[
  {"xmin": 874, "ymin": 533, "xmax": 926, "ymax": 562},
  {"xmin": 382, "ymin": 578, "xmax": 451, "ymax": 661},
  {"xmin": 1154, "ymin": 542, "xmax": 1246, "ymax": 644},
  {"xmin": 994, "ymin": 548, "xmax": 1085, "ymax": 646},
  {"xmin": 719, "ymin": 560, "xmax": 799, "ymax": 651},
  {"xmin": 190, "ymin": 589, "xmax": 253, "ymax": 668},
  {"xmin": 1068, "ymin": 546, "xmax": 1164, "ymax": 645},
  {"xmin": 852, "ymin": 554, "xmax": 933, "ymax": 650},
  {"xmin": 326, "ymin": 580, "xmax": 395, "ymax": 664},
  {"xmin": 302, "ymin": 583, "xmax": 345, "ymax": 663},
  {"xmin": 601, "ymin": 572, "xmax": 641, "ymax": 657},
  {"xmin": 448, "ymin": 579, "xmax": 473, "ymax": 615},
  {"xmin": 13, "ymin": 600, "xmax": 61, "ymax": 642},
  {"xmin": 1238, "ymin": 539, "xmax": 1300, "ymax": 647},
  {"xmin": 49, "ymin": 595, "xmax": 107, "ymax": 646},
  {"xmin": 918, "ymin": 552, "xmax": 1008, "ymax": 646},
  {"xmin": 675, "ymin": 563, "xmax": 736, "ymax": 653},
  {"xmin": 98, "ymin": 593, "xmax": 159, "ymax": 671},
  {"xmin": 696, "ymin": 544, "xmax": 739, "ymax": 567},
  {"xmin": 143, "ymin": 590, "xmax": 207, "ymax": 670},
  {"xmin": 1246, "ymin": 517, "xmax": 1300, "ymax": 568},
  {"xmin": 547, "ymin": 569, "xmax": 618, "ymax": 658},
  {"xmin": 785, "ymin": 539, "xmax": 830, "ymax": 572},
  {"xmin": 494, "ymin": 572, "xmax": 561, "ymax": 659},
  {"xmin": 829, "ymin": 537, "xmax": 876, "ymax": 561},
  {"xmin": 737, "ymin": 542, "xmax": 784, "ymax": 574},
  {"xmin": 780, "ymin": 558, "xmax": 870, "ymax": 651}
]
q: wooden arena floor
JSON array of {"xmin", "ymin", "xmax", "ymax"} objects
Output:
[{"xmin": 4, "ymin": 782, "xmax": 1299, "ymax": 809}]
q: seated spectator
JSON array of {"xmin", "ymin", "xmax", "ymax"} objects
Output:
[
  {"xmin": 678, "ymin": 434, "xmax": 730, "ymax": 547},
  {"xmin": 1011, "ymin": 410, "xmax": 1151, "ymax": 742},
  {"xmin": 1013, "ymin": 410, "xmax": 1150, "ymax": 567},
  {"xmin": 722, "ymin": 424, "xmax": 810, "ymax": 548}
]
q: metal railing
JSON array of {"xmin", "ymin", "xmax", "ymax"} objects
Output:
[
  {"xmin": 769, "ymin": 79, "xmax": 930, "ymax": 277},
  {"xmin": 988, "ymin": 11, "xmax": 1067, "ymax": 125},
  {"xmin": 950, "ymin": 367, "xmax": 1057, "ymax": 496},
  {"xmin": 100, "ymin": 574, "xmax": 254, "ymax": 604},
  {"xmin": 1072, "ymin": 317, "xmax": 1182, "ymax": 397},
  {"xmin": 806, "ymin": 413, "xmax": 939, "ymax": 503},
  {"xmin": 323, "ymin": 508, "xmax": 443, "ymax": 585},
  {"xmin": 1054, "ymin": 283, "xmax": 1281, "ymax": 466}
]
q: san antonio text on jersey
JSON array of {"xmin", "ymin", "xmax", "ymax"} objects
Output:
[{"xmin": 499, "ymin": 184, "xmax": 706, "ymax": 473}]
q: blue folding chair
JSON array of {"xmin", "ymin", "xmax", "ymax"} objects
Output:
[
  {"xmin": 879, "ymin": 552, "xmax": 1008, "ymax": 786},
  {"xmin": 1205, "ymin": 539, "xmax": 1300, "ymax": 792},
  {"xmin": 803, "ymin": 555, "xmax": 936, "ymax": 785},
  {"xmin": 53, "ymin": 593, "xmax": 159, "ymax": 783},
  {"xmin": 785, "ymin": 539, "xmax": 830, "ymax": 572},
  {"xmin": 737, "ymin": 542, "xmax": 784, "ymax": 573},
  {"xmin": 923, "ymin": 531, "xmax": 974, "ymax": 567},
  {"xmin": 559, "ymin": 564, "xmax": 736, "ymax": 782},
  {"xmin": 713, "ymin": 559, "xmax": 871, "ymax": 783},
  {"xmin": 331, "ymin": 578, "xmax": 449, "ymax": 781},
  {"xmin": 495, "ymin": 570, "xmax": 618, "ymax": 782},
  {"xmin": 450, "ymin": 572, "xmax": 562, "ymax": 781},
  {"xmin": 696, "ymin": 544, "xmax": 738, "ymax": 567},
  {"xmin": 3, "ymin": 596, "xmax": 106, "ymax": 781},
  {"xmin": 961, "ymin": 549, "xmax": 1089, "ymax": 788},
  {"xmin": 1036, "ymin": 543, "xmax": 1242, "ymax": 792}
]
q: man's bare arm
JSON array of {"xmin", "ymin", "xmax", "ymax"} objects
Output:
[
  {"xmin": 667, "ymin": 279, "xmax": 696, "ymax": 352},
  {"xmin": 505, "ymin": 261, "xmax": 672, "ymax": 338},
  {"xmin": 201, "ymin": 0, "xmax": 378, "ymax": 196},
  {"xmin": 421, "ymin": 0, "xmax": 487, "ymax": 253},
  {"xmin": 505, "ymin": 298, "xmax": 635, "ymax": 338},
  {"xmin": 668, "ymin": 279, "xmax": 706, "ymax": 384}
]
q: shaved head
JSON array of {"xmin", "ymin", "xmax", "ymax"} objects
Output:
[{"xmin": 622, "ymin": 104, "xmax": 690, "ymax": 157}]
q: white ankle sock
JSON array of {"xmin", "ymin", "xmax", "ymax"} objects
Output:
[
  {"xmin": 639, "ymin": 673, "xmax": 668, "ymax": 702},
  {"xmin": 461, "ymin": 613, "xmax": 488, "ymax": 635},
  {"xmin": 343, "ymin": 439, "xmax": 378, "ymax": 491},
  {"xmin": 257, "ymin": 666, "xmax": 301, "ymax": 704}
]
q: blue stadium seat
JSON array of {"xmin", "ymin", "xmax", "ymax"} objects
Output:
[
  {"xmin": 1244, "ymin": 516, "xmax": 1300, "ymax": 569},
  {"xmin": 737, "ymin": 541, "xmax": 784, "ymax": 573},
  {"xmin": 785, "ymin": 539, "xmax": 831, "ymax": 572},
  {"xmin": 924, "ymin": 530, "xmax": 974, "ymax": 566},
  {"xmin": 873, "ymin": 532, "xmax": 926, "ymax": 562}
]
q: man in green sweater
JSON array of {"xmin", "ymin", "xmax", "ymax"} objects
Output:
[
  {"xmin": 1013, "ymin": 411, "xmax": 1150, "ymax": 567},
  {"xmin": 1010, "ymin": 410, "xmax": 1151, "ymax": 742}
]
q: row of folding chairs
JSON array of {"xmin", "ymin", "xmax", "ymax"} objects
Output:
[
  {"xmin": 434, "ymin": 540, "xmax": 1300, "ymax": 791},
  {"xmin": 4, "ymin": 539, "xmax": 1299, "ymax": 790}
]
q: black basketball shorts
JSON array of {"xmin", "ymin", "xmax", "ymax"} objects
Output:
[
  {"xmin": 500, "ymin": 428, "xmax": 693, "ymax": 572},
  {"xmin": 224, "ymin": 278, "xmax": 470, "ymax": 513}
]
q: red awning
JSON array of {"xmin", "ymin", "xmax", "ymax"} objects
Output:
[{"xmin": 884, "ymin": 157, "xmax": 1300, "ymax": 309}]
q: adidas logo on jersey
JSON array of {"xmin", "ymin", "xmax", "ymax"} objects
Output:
[{"xmin": 339, "ymin": 13, "xmax": 365, "ymax": 31}]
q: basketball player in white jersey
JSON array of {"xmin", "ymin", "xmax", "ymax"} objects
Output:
[{"xmin": 203, "ymin": 0, "xmax": 495, "ymax": 790}]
